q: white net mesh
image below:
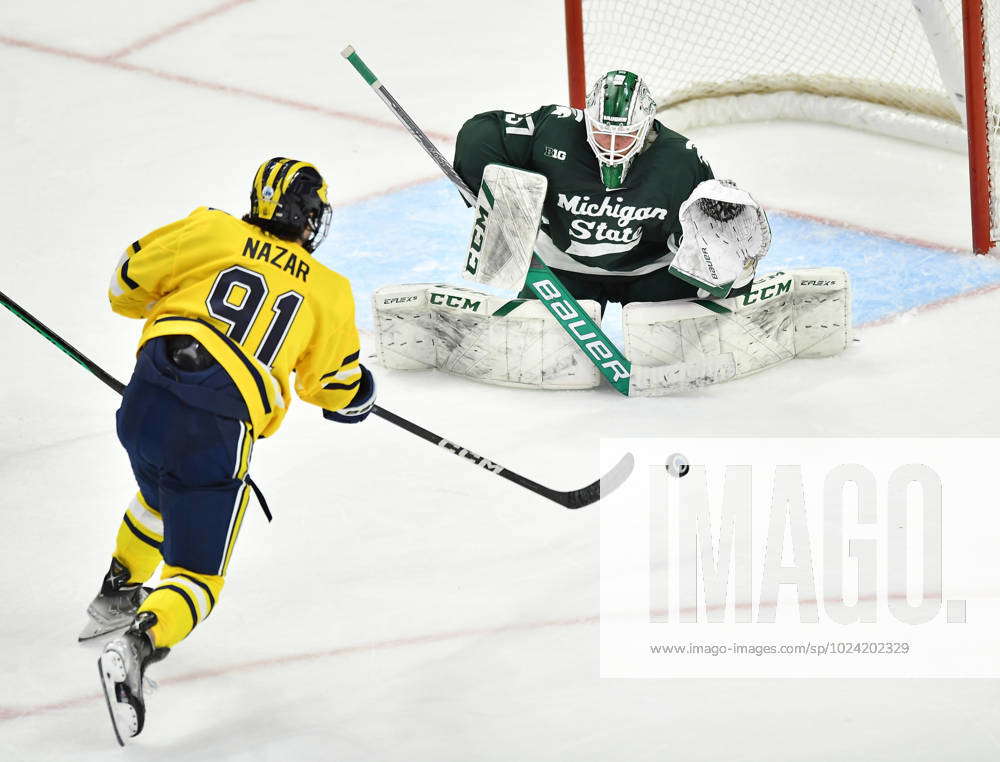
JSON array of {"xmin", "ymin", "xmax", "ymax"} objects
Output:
[
  {"xmin": 580, "ymin": 0, "xmax": 1000, "ymax": 249},
  {"xmin": 581, "ymin": 0, "xmax": 963, "ymax": 121},
  {"xmin": 984, "ymin": 0, "xmax": 1000, "ymax": 241}
]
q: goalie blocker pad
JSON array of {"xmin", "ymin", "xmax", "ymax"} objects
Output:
[
  {"xmin": 373, "ymin": 284, "xmax": 601, "ymax": 390},
  {"xmin": 462, "ymin": 163, "xmax": 548, "ymax": 291},
  {"xmin": 624, "ymin": 267, "xmax": 851, "ymax": 382}
]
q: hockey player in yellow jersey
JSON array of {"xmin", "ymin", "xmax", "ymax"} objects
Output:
[{"xmin": 85, "ymin": 158, "xmax": 375, "ymax": 745}]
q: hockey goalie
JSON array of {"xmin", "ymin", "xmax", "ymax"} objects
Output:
[{"xmin": 373, "ymin": 70, "xmax": 851, "ymax": 395}]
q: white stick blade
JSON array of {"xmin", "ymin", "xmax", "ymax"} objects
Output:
[{"xmin": 600, "ymin": 452, "xmax": 635, "ymax": 497}]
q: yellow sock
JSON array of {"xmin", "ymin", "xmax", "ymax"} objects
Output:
[
  {"xmin": 139, "ymin": 565, "xmax": 225, "ymax": 648},
  {"xmin": 113, "ymin": 492, "xmax": 163, "ymax": 583}
]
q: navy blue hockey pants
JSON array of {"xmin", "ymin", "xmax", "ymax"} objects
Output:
[{"xmin": 116, "ymin": 337, "xmax": 254, "ymax": 576}]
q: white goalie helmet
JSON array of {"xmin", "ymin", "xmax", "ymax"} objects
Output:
[{"xmin": 584, "ymin": 70, "xmax": 657, "ymax": 189}]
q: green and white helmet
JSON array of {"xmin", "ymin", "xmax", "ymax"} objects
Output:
[{"xmin": 584, "ymin": 70, "xmax": 657, "ymax": 189}]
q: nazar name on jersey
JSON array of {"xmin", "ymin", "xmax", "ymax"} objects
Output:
[{"xmin": 241, "ymin": 237, "xmax": 311, "ymax": 282}]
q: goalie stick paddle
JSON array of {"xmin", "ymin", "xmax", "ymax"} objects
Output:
[{"xmin": 0, "ymin": 290, "xmax": 632, "ymax": 508}]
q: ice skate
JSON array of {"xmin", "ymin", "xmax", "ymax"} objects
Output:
[
  {"xmin": 79, "ymin": 559, "xmax": 150, "ymax": 642},
  {"xmin": 98, "ymin": 611, "xmax": 169, "ymax": 746}
]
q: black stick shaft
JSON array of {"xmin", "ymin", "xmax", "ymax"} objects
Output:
[
  {"xmin": 372, "ymin": 405, "xmax": 559, "ymax": 501},
  {"xmin": 1, "ymin": 289, "xmax": 614, "ymax": 507},
  {"xmin": 0, "ymin": 290, "xmax": 126, "ymax": 395}
]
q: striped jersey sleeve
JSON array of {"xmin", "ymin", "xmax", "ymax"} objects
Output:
[
  {"xmin": 108, "ymin": 217, "xmax": 186, "ymax": 318},
  {"xmin": 319, "ymin": 349, "xmax": 362, "ymax": 391},
  {"xmin": 293, "ymin": 279, "xmax": 364, "ymax": 412}
]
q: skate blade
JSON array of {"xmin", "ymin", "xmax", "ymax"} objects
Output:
[
  {"xmin": 98, "ymin": 651, "xmax": 137, "ymax": 746},
  {"xmin": 79, "ymin": 619, "xmax": 130, "ymax": 642}
]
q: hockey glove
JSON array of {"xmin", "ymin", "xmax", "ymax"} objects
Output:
[
  {"xmin": 323, "ymin": 364, "xmax": 376, "ymax": 424},
  {"xmin": 669, "ymin": 179, "xmax": 771, "ymax": 298}
]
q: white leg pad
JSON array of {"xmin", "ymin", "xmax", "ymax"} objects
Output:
[
  {"xmin": 628, "ymin": 354, "xmax": 738, "ymax": 397},
  {"xmin": 624, "ymin": 268, "xmax": 851, "ymax": 385},
  {"xmin": 373, "ymin": 284, "xmax": 601, "ymax": 390},
  {"xmin": 790, "ymin": 268, "xmax": 852, "ymax": 357}
]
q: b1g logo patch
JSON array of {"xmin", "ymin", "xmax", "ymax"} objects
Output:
[{"xmin": 544, "ymin": 146, "xmax": 567, "ymax": 161}]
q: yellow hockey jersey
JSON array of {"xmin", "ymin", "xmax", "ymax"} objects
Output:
[{"xmin": 109, "ymin": 207, "xmax": 362, "ymax": 438}]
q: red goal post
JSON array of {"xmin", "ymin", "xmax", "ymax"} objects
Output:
[{"xmin": 564, "ymin": 0, "xmax": 998, "ymax": 254}]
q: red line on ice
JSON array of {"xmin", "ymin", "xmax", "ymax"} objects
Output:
[
  {"xmin": 0, "ymin": 591, "xmax": 938, "ymax": 722},
  {"xmin": 340, "ymin": 174, "xmax": 444, "ymax": 206},
  {"xmin": 0, "ymin": 35, "xmax": 454, "ymax": 142},
  {"xmin": 0, "ymin": 37, "xmax": 974, "ymax": 251},
  {"xmin": 104, "ymin": 0, "xmax": 253, "ymax": 61},
  {"xmin": 767, "ymin": 205, "xmax": 972, "ymax": 255},
  {"xmin": 859, "ymin": 280, "xmax": 1000, "ymax": 328}
]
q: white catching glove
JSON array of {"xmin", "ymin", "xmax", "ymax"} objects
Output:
[{"xmin": 668, "ymin": 179, "xmax": 771, "ymax": 298}]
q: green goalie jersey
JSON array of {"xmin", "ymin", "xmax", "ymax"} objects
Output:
[{"xmin": 454, "ymin": 104, "xmax": 714, "ymax": 278}]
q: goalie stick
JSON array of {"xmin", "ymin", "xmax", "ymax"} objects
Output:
[
  {"xmin": 340, "ymin": 45, "xmax": 734, "ymax": 397},
  {"xmin": 0, "ymin": 290, "xmax": 632, "ymax": 509}
]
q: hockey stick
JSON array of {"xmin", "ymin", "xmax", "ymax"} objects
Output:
[
  {"xmin": 340, "ymin": 45, "xmax": 634, "ymax": 395},
  {"xmin": 372, "ymin": 406, "xmax": 633, "ymax": 509},
  {"xmin": 0, "ymin": 290, "xmax": 632, "ymax": 508},
  {"xmin": 0, "ymin": 290, "xmax": 127, "ymax": 394}
]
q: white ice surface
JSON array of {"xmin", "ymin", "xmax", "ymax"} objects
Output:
[{"xmin": 2, "ymin": 2, "xmax": 1000, "ymax": 760}]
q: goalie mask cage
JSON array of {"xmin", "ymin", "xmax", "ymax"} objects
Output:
[{"xmin": 564, "ymin": 0, "xmax": 999, "ymax": 254}]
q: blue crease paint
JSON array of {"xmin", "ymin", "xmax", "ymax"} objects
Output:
[{"xmin": 315, "ymin": 178, "xmax": 1000, "ymax": 335}]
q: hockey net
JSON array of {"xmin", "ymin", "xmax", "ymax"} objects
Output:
[{"xmin": 566, "ymin": 0, "xmax": 1000, "ymax": 252}]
